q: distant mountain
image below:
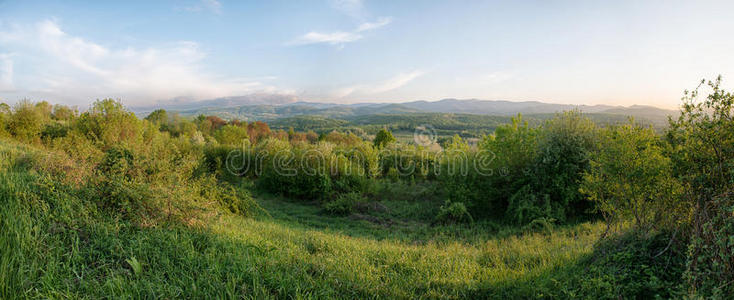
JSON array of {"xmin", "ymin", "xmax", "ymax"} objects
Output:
[
  {"xmin": 133, "ymin": 95, "xmax": 678, "ymax": 128},
  {"xmin": 400, "ymin": 99, "xmax": 621, "ymax": 115},
  {"xmin": 132, "ymin": 93, "xmax": 297, "ymax": 115}
]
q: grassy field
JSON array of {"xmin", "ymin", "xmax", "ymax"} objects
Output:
[{"xmin": 1, "ymin": 138, "xmax": 610, "ymax": 298}]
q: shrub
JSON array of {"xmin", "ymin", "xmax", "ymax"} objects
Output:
[
  {"xmin": 667, "ymin": 77, "xmax": 734, "ymax": 297},
  {"xmin": 51, "ymin": 104, "xmax": 77, "ymax": 121},
  {"xmin": 256, "ymin": 140, "xmax": 333, "ymax": 200},
  {"xmin": 506, "ymin": 185, "xmax": 554, "ymax": 225},
  {"xmin": 213, "ymin": 125, "xmax": 249, "ymax": 146},
  {"xmin": 8, "ymin": 100, "xmax": 45, "ymax": 142},
  {"xmin": 324, "ymin": 192, "xmax": 366, "ymax": 215},
  {"xmin": 41, "ymin": 122, "xmax": 70, "ymax": 141},
  {"xmin": 581, "ymin": 122, "xmax": 686, "ymax": 230},
  {"xmin": 532, "ymin": 110, "xmax": 598, "ymax": 221},
  {"xmin": 144, "ymin": 109, "xmax": 169, "ymax": 129},
  {"xmin": 76, "ymin": 99, "xmax": 142, "ymax": 148},
  {"xmin": 435, "ymin": 201, "xmax": 473, "ymax": 224},
  {"xmin": 566, "ymin": 230, "xmax": 687, "ymax": 298},
  {"xmin": 213, "ymin": 184, "xmax": 259, "ymax": 216},
  {"xmin": 373, "ymin": 128, "xmax": 395, "ymax": 148}
]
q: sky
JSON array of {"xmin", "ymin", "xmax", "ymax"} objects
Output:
[{"xmin": 1, "ymin": 0, "xmax": 733, "ymax": 109}]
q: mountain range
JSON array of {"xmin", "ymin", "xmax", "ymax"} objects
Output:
[{"xmin": 131, "ymin": 96, "xmax": 678, "ymax": 127}]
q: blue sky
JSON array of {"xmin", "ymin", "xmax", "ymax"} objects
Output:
[{"xmin": 1, "ymin": 0, "xmax": 733, "ymax": 108}]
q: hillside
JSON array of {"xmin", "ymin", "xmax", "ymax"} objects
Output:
[{"xmin": 136, "ymin": 98, "xmax": 677, "ymax": 130}]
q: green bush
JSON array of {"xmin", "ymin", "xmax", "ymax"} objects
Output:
[
  {"xmin": 76, "ymin": 99, "xmax": 142, "ymax": 148},
  {"xmin": 581, "ymin": 122, "xmax": 686, "ymax": 230},
  {"xmin": 563, "ymin": 230, "xmax": 687, "ymax": 298},
  {"xmin": 324, "ymin": 192, "xmax": 366, "ymax": 215},
  {"xmin": 667, "ymin": 77, "xmax": 734, "ymax": 297},
  {"xmin": 212, "ymin": 184, "xmax": 259, "ymax": 216},
  {"xmin": 373, "ymin": 128, "xmax": 395, "ymax": 148},
  {"xmin": 435, "ymin": 201, "xmax": 473, "ymax": 224},
  {"xmin": 213, "ymin": 124, "xmax": 249, "ymax": 146},
  {"xmin": 41, "ymin": 122, "xmax": 70, "ymax": 141},
  {"xmin": 506, "ymin": 185, "xmax": 554, "ymax": 225},
  {"xmin": 8, "ymin": 100, "xmax": 46, "ymax": 142}
]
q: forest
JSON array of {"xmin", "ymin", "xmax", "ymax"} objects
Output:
[{"xmin": 0, "ymin": 77, "xmax": 732, "ymax": 299}]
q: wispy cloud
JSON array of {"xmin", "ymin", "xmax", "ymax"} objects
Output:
[
  {"xmin": 291, "ymin": 31, "xmax": 362, "ymax": 46},
  {"xmin": 356, "ymin": 17, "xmax": 392, "ymax": 32},
  {"xmin": 289, "ymin": 17, "xmax": 392, "ymax": 46},
  {"xmin": 183, "ymin": 0, "xmax": 222, "ymax": 14},
  {"xmin": 332, "ymin": 70, "xmax": 425, "ymax": 98},
  {"xmin": 330, "ymin": 0, "xmax": 364, "ymax": 19},
  {"xmin": 0, "ymin": 20, "xmax": 283, "ymax": 104},
  {"xmin": 0, "ymin": 54, "xmax": 14, "ymax": 91}
]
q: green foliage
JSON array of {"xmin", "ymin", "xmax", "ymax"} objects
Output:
[
  {"xmin": 125, "ymin": 257, "xmax": 143, "ymax": 276},
  {"xmin": 440, "ymin": 112, "xmax": 598, "ymax": 224},
  {"xmin": 213, "ymin": 124, "xmax": 249, "ymax": 146},
  {"xmin": 667, "ymin": 77, "xmax": 734, "ymax": 297},
  {"xmin": 0, "ymin": 103, "xmax": 8, "ymax": 137},
  {"xmin": 581, "ymin": 122, "xmax": 686, "ymax": 230},
  {"xmin": 537, "ymin": 230, "xmax": 688, "ymax": 299},
  {"xmin": 435, "ymin": 201, "xmax": 473, "ymax": 224},
  {"xmin": 40, "ymin": 122, "xmax": 70, "ymax": 140},
  {"xmin": 77, "ymin": 99, "xmax": 142, "ymax": 147},
  {"xmin": 144, "ymin": 109, "xmax": 168, "ymax": 128},
  {"xmin": 8, "ymin": 100, "xmax": 46, "ymax": 142},
  {"xmin": 2, "ymin": 82, "xmax": 733, "ymax": 298},
  {"xmin": 324, "ymin": 192, "xmax": 366, "ymax": 215},
  {"xmin": 51, "ymin": 104, "xmax": 76, "ymax": 121},
  {"xmin": 532, "ymin": 110, "xmax": 598, "ymax": 221},
  {"xmin": 506, "ymin": 185, "xmax": 553, "ymax": 225},
  {"xmin": 373, "ymin": 128, "xmax": 396, "ymax": 148}
]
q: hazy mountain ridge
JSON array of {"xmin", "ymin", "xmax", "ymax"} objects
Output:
[{"xmin": 132, "ymin": 96, "xmax": 678, "ymax": 127}]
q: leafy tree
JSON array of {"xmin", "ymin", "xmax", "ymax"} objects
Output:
[
  {"xmin": 373, "ymin": 128, "xmax": 396, "ymax": 148},
  {"xmin": 666, "ymin": 77, "xmax": 734, "ymax": 296},
  {"xmin": 531, "ymin": 110, "xmax": 598, "ymax": 222},
  {"xmin": 206, "ymin": 115, "xmax": 227, "ymax": 130},
  {"xmin": 0, "ymin": 102, "xmax": 9, "ymax": 137},
  {"xmin": 52, "ymin": 104, "xmax": 77, "ymax": 121},
  {"xmin": 144, "ymin": 109, "xmax": 169, "ymax": 129},
  {"xmin": 581, "ymin": 122, "xmax": 686, "ymax": 231},
  {"xmin": 478, "ymin": 115, "xmax": 539, "ymax": 216},
  {"xmin": 247, "ymin": 121, "xmax": 271, "ymax": 143},
  {"xmin": 0, "ymin": 102, "xmax": 10, "ymax": 115},
  {"xmin": 213, "ymin": 124, "xmax": 249, "ymax": 146},
  {"xmin": 9, "ymin": 100, "xmax": 45, "ymax": 142},
  {"xmin": 76, "ymin": 99, "xmax": 142, "ymax": 148}
]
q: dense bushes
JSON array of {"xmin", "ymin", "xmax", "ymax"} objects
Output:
[
  {"xmin": 0, "ymin": 99, "xmax": 261, "ymax": 226},
  {"xmin": 581, "ymin": 123, "xmax": 686, "ymax": 230},
  {"xmin": 666, "ymin": 77, "xmax": 734, "ymax": 297},
  {"xmin": 439, "ymin": 111, "xmax": 599, "ymax": 224}
]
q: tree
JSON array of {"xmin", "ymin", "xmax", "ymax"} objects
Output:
[
  {"xmin": 144, "ymin": 109, "xmax": 168, "ymax": 129},
  {"xmin": 52, "ymin": 104, "xmax": 77, "ymax": 121},
  {"xmin": 581, "ymin": 122, "xmax": 685, "ymax": 231},
  {"xmin": 9, "ymin": 100, "xmax": 45, "ymax": 142},
  {"xmin": 213, "ymin": 125, "xmax": 249, "ymax": 146},
  {"xmin": 77, "ymin": 99, "xmax": 142, "ymax": 147},
  {"xmin": 0, "ymin": 102, "xmax": 9, "ymax": 137},
  {"xmin": 666, "ymin": 77, "xmax": 734, "ymax": 296},
  {"xmin": 532, "ymin": 110, "xmax": 598, "ymax": 221},
  {"xmin": 373, "ymin": 128, "xmax": 396, "ymax": 148}
]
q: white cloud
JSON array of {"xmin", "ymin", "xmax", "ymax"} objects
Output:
[
  {"xmin": 291, "ymin": 31, "xmax": 362, "ymax": 46},
  {"xmin": 333, "ymin": 70, "xmax": 425, "ymax": 98},
  {"xmin": 183, "ymin": 0, "xmax": 222, "ymax": 14},
  {"xmin": 290, "ymin": 17, "xmax": 392, "ymax": 46},
  {"xmin": 0, "ymin": 54, "xmax": 14, "ymax": 91},
  {"xmin": 0, "ymin": 20, "xmax": 282, "ymax": 105},
  {"xmin": 356, "ymin": 17, "xmax": 392, "ymax": 32},
  {"xmin": 330, "ymin": 0, "xmax": 364, "ymax": 19}
]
